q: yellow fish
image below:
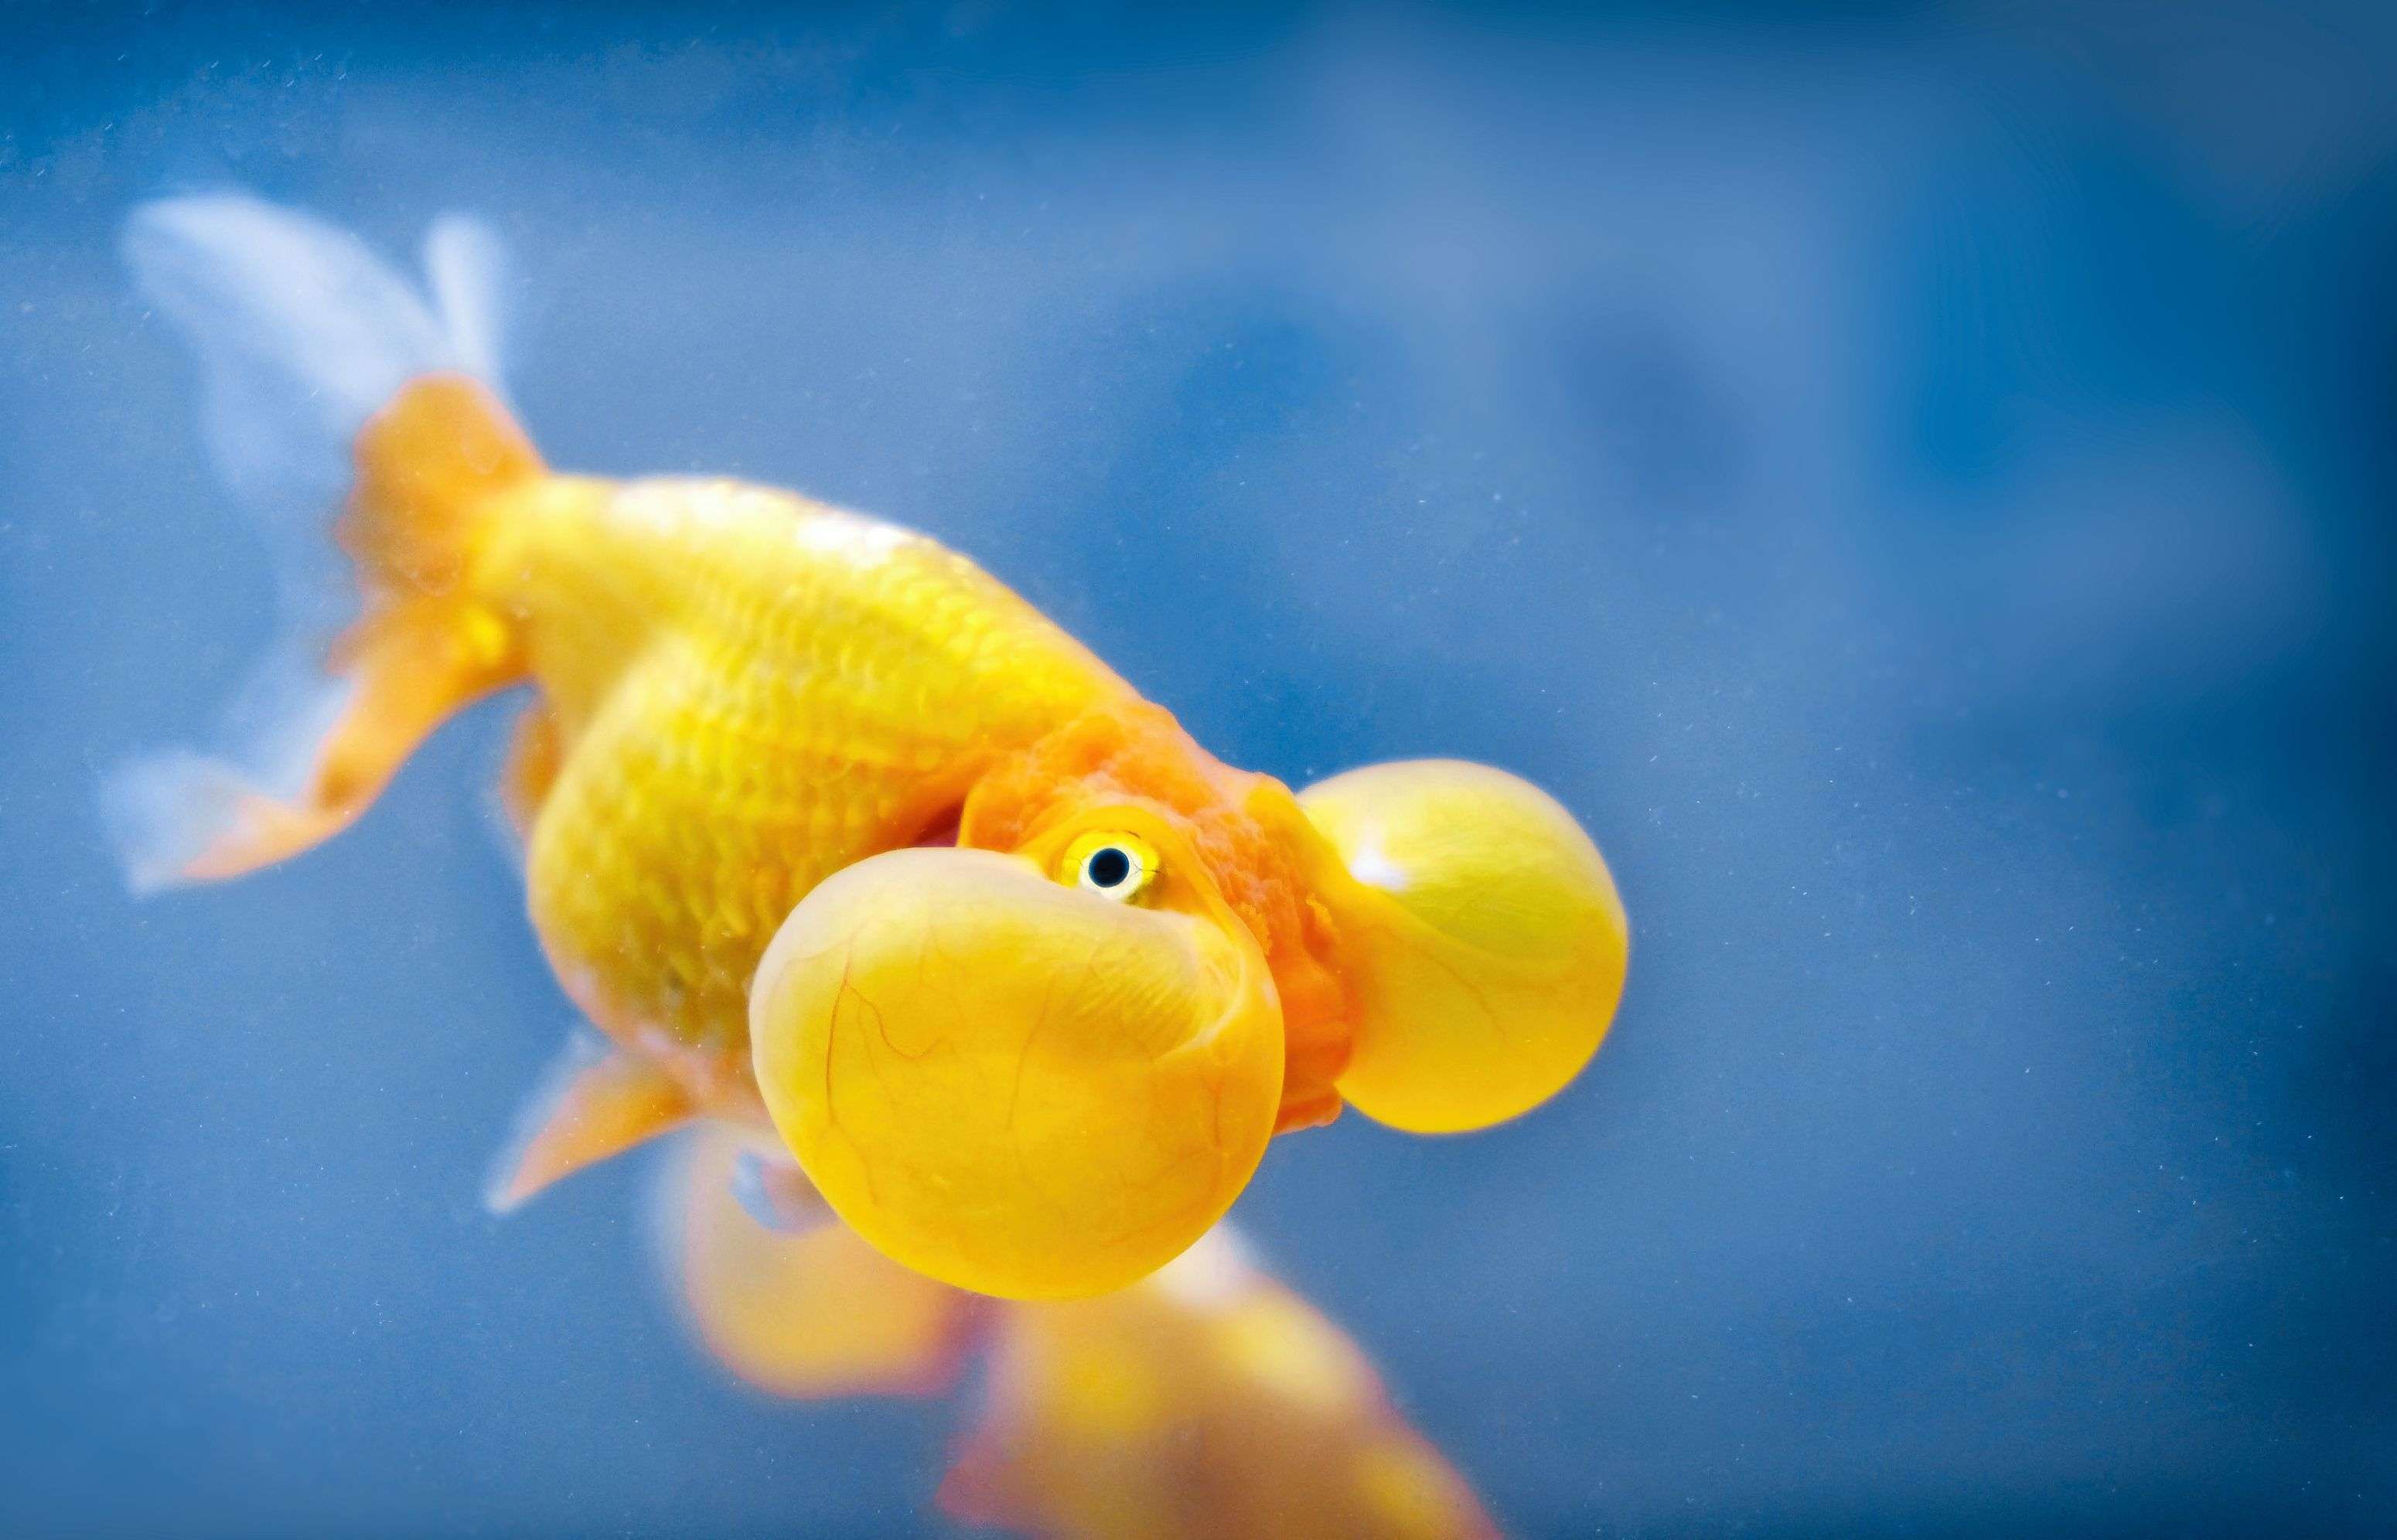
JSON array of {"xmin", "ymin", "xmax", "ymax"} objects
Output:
[{"xmin": 113, "ymin": 196, "xmax": 1629, "ymax": 1300}]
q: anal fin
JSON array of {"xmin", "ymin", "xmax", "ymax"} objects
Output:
[{"xmin": 486, "ymin": 1038, "xmax": 694, "ymax": 1213}]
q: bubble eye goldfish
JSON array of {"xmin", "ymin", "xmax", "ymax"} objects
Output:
[{"xmin": 111, "ymin": 196, "xmax": 1630, "ymax": 1300}]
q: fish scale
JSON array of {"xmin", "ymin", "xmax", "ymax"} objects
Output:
[{"xmin": 504, "ymin": 475, "xmax": 1127, "ymax": 1080}]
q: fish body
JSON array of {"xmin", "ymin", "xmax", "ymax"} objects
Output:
[
  {"xmin": 115, "ymin": 198, "xmax": 1628, "ymax": 1300},
  {"xmin": 336, "ymin": 374, "xmax": 1366, "ymax": 1145},
  {"xmin": 493, "ymin": 468, "xmax": 1130, "ymax": 1091}
]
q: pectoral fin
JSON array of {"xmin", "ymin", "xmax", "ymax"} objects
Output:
[
  {"xmin": 660, "ymin": 1126, "xmax": 975, "ymax": 1400},
  {"xmin": 486, "ymin": 1039, "xmax": 695, "ymax": 1213},
  {"xmin": 939, "ymin": 1227, "xmax": 1499, "ymax": 1540}
]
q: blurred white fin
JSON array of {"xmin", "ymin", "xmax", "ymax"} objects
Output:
[{"xmin": 104, "ymin": 194, "xmax": 520, "ymax": 893}]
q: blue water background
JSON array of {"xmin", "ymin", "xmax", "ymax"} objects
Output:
[{"xmin": 3, "ymin": 3, "xmax": 2393, "ymax": 1534}]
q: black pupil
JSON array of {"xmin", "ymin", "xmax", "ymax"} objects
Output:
[{"xmin": 1086, "ymin": 847, "xmax": 1133, "ymax": 888}]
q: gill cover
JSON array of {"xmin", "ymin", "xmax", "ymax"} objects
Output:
[
  {"xmin": 1301, "ymin": 760, "xmax": 1628, "ymax": 1135},
  {"xmin": 749, "ymin": 846, "xmax": 1283, "ymax": 1301}
]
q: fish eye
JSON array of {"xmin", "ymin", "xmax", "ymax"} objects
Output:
[
  {"xmin": 1086, "ymin": 846, "xmax": 1134, "ymax": 888},
  {"xmin": 1061, "ymin": 830, "xmax": 1157, "ymax": 902}
]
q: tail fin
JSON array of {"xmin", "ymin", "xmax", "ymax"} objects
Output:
[{"xmin": 106, "ymin": 194, "xmax": 537, "ymax": 892}]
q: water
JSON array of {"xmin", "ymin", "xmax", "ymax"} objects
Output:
[{"xmin": 4, "ymin": 4, "xmax": 2392, "ymax": 1534}]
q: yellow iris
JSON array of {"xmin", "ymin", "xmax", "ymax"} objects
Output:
[{"xmin": 1056, "ymin": 829, "xmax": 1160, "ymax": 901}]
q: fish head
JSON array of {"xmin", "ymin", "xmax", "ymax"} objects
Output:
[
  {"xmin": 747, "ymin": 693, "xmax": 1624, "ymax": 1299},
  {"xmin": 747, "ymin": 804, "xmax": 1284, "ymax": 1302}
]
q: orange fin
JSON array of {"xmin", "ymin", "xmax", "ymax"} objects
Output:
[
  {"xmin": 940, "ymin": 1228, "xmax": 1499, "ymax": 1540},
  {"xmin": 168, "ymin": 595, "xmax": 522, "ymax": 884},
  {"xmin": 496, "ymin": 700, "xmax": 563, "ymax": 845},
  {"xmin": 110, "ymin": 376, "xmax": 540, "ymax": 891},
  {"xmin": 660, "ymin": 1127, "xmax": 977, "ymax": 1400},
  {"xmin": 486, "ymin": 1039, "xmax": 695, "ymax": 1213},
  {"xmin": 342, "ymin": 374, "xmax": 540, "ymax": 591}
]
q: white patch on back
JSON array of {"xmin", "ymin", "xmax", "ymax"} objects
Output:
[
  {"xmin": 1345, "ymin": 835, "xmax": 1410, "ymax": 894},
  {"xmin": 795, "ymin": 510, "xmax": 915, "ymax": 568}
]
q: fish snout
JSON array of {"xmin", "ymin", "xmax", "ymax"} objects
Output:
[{"xmin": 748, "ymin": 847, "xmax": 1284, "ymax": 1300}]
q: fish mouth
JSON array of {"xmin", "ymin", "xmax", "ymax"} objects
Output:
[{"xmin": 748, "ymin": 846, "xmax": 1284, "ymax": 1300}]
